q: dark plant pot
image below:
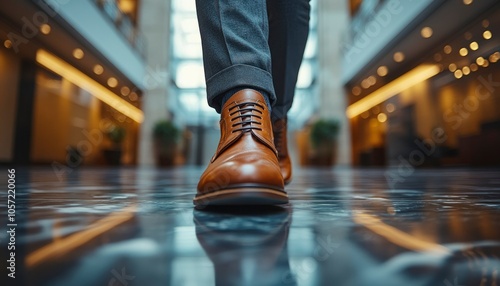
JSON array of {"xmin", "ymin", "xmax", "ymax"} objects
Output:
[
  {"xmin": 310, "ymin": 142, "xmax": 337, "ymax": 166},
  {"xmin": 154, "ymin": 140, "xmax": 177, "ymax": 167},
  {"xmin": 157, "ymin": 154, "xmax": 175, "ymax": 167},
  {"xmin": 66, "ymin": 146, "xmax": 84, "ymax": 166},
  {"xmin": 103, "ymin": 149, "xmax": 122, "ymax": 166}
]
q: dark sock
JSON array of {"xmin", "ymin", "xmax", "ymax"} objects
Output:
[
  {"xmin": 271, "ymin": 107, "xmax": 288, "ymax": 121},
  {"xmin": 220, "ymin": 88, "xmax": 272, "ymax": 111}
]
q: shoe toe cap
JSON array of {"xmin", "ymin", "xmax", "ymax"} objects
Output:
[{"xmin": 197, "ymin": 156, "xmax": 284, "ymax": 193}]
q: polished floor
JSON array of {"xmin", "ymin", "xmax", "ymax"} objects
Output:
[{"xmin": 2, "ymin": 167, "xmax": 500, "ymax": 286}]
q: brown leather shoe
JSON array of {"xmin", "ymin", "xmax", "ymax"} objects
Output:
[
  {"xmin": 194, "ymin": 89, "xmax": 287, "ymax": 206},
  {"xmin": 273, "ymin": 118, "xmax": 292, "ymax": 185}
]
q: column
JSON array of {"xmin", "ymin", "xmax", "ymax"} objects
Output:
[
  {"xmin": 317, "ymin": 0, "xmax": 352, "ymax": 166},
  {"xmin": 138, "ymin": 0, "xmax": 171, "ymax": 166}
]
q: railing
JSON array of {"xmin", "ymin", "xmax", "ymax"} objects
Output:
[{"xmin": 95, "ymin": 0, "xmax": 147, "ymax": 58}]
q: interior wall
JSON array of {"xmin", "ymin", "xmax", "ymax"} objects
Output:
[
  {"xmin": 0, "ymin": 48, "xmax": 20, "ymax": 162},
  {"xmin": 32, "ymin": 74, "xmax": 71, "ymax": 163}
]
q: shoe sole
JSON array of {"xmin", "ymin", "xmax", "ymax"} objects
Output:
[{"xmin": 193, "ymin": 187, "xmax": 288, "ymax": 206}]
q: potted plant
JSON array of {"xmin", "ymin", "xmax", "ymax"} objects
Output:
[
  {"xmin": 153, "ymin": 120, "xmax": 180, "ymax": 166},
  {"xmin": 310, "ymin": 119, "xmax": 340, "ymax": 166},
  {"xmin": 103, "ymin": 125, "xmax": 126, "ymax": 165}
]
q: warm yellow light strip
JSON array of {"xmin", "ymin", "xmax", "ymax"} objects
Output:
[
  {"xmin": 36, "ymin": 49, "xmax": 144, "ymax": 123},
  {"xmin": 354, "ymin": 212, "xmax": 449, "ymax": 254},
  {"xmin": 346, "ymin": 64, "xmax": 440, "ymax": 118}
]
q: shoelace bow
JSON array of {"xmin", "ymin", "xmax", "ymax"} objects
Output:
[{"xmin": 229, "ymin": 102, "xmax": 264, "ymax": 133}]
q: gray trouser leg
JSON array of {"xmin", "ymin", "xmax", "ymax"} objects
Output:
[
  {"xmin": 268, "ymin": 0, "xmax": 311, "ymax": 119},
  {"xmin": 195, "ymin": 0, "xmax": 310, "ymax": 115}
]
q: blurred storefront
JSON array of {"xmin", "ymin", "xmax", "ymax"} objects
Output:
[
  {"xmin": 343, "ymin": 0, "xmax": 500, "ymax": 167},
  {"xmin": 0, "ymin": 0, "xmax": 145, "ymax": 166}
]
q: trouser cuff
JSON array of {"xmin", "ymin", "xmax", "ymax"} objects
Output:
[{"xmin": 206, "ymin": 64, "xmax": 276, "ymax": 113}]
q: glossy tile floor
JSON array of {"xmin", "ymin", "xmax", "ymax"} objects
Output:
[{"xmin": 2, "ymin": 167, "xmax": 500, "ymax": 286}]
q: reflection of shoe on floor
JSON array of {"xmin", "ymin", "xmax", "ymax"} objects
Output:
[
  {"xmin": 195, "ymin": 89, "xmax": 287, "ymax": 206},
  {"xmin": 193, "ymin": 206, "xmax": 293, "ymax": 285},
  {"xmin": 273, "ymin": 118, "xmax": 292, "ymax": 185}
]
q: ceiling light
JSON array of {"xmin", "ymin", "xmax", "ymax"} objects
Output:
[
  {"xmin": 4, "ymin": 40, "xmax": 12, "ymax": 49},
  {"xmin": 352, "ymin": 86, "xmax": 361, "ymax": 96},
  {"xmin": 93, "ymin": 65, "xmax": 104, "ymax": 75},
  {"xmin": 463, "ymin": 0, "xmax": 473, "ymax": 5},
  {"xmin": 482, "ymin": 19, "xmax": 489, "ymax": 28},
  {"xmin": 107, "ymin": 77, "xmax": 118, "ymax": 88},
  {"xmin": 459, "ymin": 48, "xmax": 468, "ymax": 56},
  {"xmin": 490, "ymin": 52, "xmax": 500, "ymax": 63},
  {"xmin": 393, "ymin": 52, "xmax": 405, "ymax": 62},
  {"xmin": 361, "ymin": 79, "xmax": 370, "ymax": 89},
  {"xmin": 443, "ymin": 45, "xmax": 452, "ymax": 54},
  {"xmin": 476, "ymin": 57, "xmax": 485, "ymax": 65},
  {"xmin": 433, "ymin": 53, "xmax": 442, "ymax": 62},
  {"xmin": 40, "ymin": 24, "xmax": 51, "ymax": 35},
  {"xmin": 469, "ymin": 41, "xmax": 479, "ymax": 50},
  {"xmin": 454, "ymin": 70, "xmax": 463, "ymax": 79},
  {"xmin": 346, "ymin": 65, "xmax": 440, "ymax": 118},
  {"xmin": 420, "ymin": 27, "xmax": 433, "ymax": 38},
  {"xmin": 386, "ymin": 103, "xmax": 395, "ymax": 113},
  {"xmin": 118, "ymin": 0, "xmax": 136, "ymax": 13},
  {"xmin": 129, "ymin": 92, "xmax": 138, "ymax": 101},
  {"xmin": 36, "ymin": 49, "xmax": 143, "ymax": 123},
  {"xmin": 482, "ymin": 60, "xmax": 489, "ymax": 67},
  {"xmin": 462, "ymin": 66, "xmax": 470, "ymax": 75},
  {"xmin": 483, "ymin": 30, "xmax": 492, "ymax": 40},
  {"xmin": 377, "ymin": 66, "xmax": 388, "ymax": 77},
  {"xmin": 72, "ymin": 48, "xmax": 84, "ymax": 59},
  {"xmin": 448, "ymin": 63, "xmax": 457, "ymax": 72},
  {"xmin": 377, "ymin": 113, "xmax": 387, "ymax": 123},
  {"xmin": 367, "ymin": 76, "xmax": 376, "ymax": 86},
  {"xmin": 121, "ymin": 86, "xmax": 130, "ymax": 96},
  {"xmin": 470, "ymin": 63, "xmax": 478, "ymax": 71}
]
